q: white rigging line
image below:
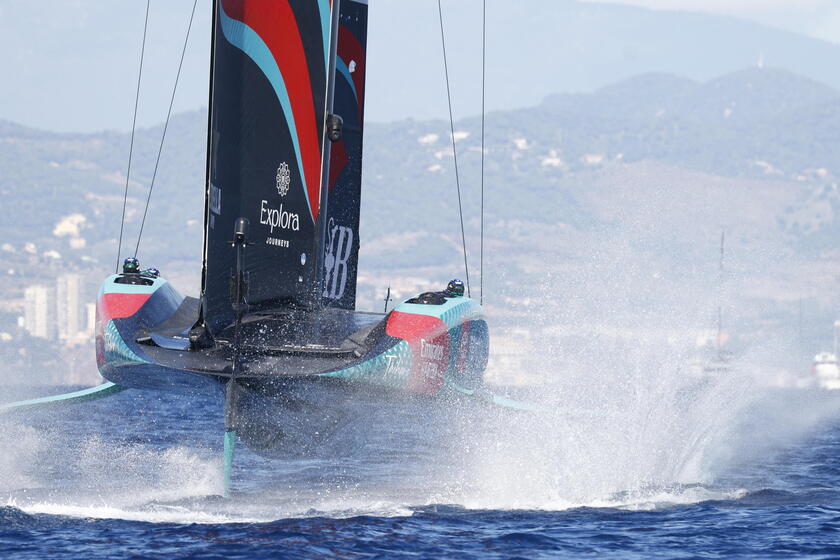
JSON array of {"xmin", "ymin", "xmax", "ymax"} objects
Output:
[
  {"xmin": 115, "ymin": 0, "xmax": 150, "ymax": 273},
  {"xmin": 480, "ymin": 0, "xmax": 486, "ymax": 305},
  {"xmin": 134, "ymin": 0, "xmax": 200, "ymax": 259},
  {"xmin": 437, "ymin": 0, "xmax": 472, "ymax": 298}
]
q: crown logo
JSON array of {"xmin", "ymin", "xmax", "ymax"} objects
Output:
[{"xmin": 276, "ymin": 162, "xmax": 291, "ymax": 197}]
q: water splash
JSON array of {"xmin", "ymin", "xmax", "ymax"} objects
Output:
[{"xmin": 3, "ymin": 262, "xmax": 840, "ymax": 523}]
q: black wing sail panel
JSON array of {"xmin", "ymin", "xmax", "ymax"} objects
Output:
[
  {"xmin": 203, "ymin": 0, "xmax": 337, "ymax": 333},
  {"xmin": 321, "ymin": 0, "xmax": 368, "ymax": 309}
]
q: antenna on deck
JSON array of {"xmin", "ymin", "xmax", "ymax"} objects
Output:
[
  {"xmin": 223, "ymin": 216, "xmax": 252, "ymax": 497},
  {"xmin": 384, "ymin": 285, "xmax": 391, "ymax": 314},
  {"xmin": 230, "ymin": 217, "xmax": 252, "ymax": 374},
  {"xmin": 716, "ymin": 230, "xmax": 725, "ymax": 360}
]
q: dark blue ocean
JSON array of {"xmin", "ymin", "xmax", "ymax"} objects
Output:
[{"xmin": 2, "ymin": 380, "xmax": 840, "ymax": 559}]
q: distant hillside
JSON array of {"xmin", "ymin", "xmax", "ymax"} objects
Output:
[
  {"xmin": 0, "ymin": 111, "xmax": 207, "ymax": 280},
  {"xmin": 0, "ymin": 67, "xmax": 838, "ymax": 291},
  {"xmin": 4, "ymin": 66, "xmax": 840, "ymax": 384},
  {"xmin": 363, "ymin": 67, "xmax": 840, "ymax": 248}
]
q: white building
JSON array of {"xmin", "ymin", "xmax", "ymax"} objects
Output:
[
  {"xmin": 85, "ymin": 302, "xmax": 96, "ymax": 333},
  {"xmin": 24, "ymin": 284, "xmax": 55, "ymax": 339},
  {"xmin": 56, "ymin": 273, "xmax": 82, "ymax": 342}
]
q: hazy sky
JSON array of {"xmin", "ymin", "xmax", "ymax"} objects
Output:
[
  {"xmin": 2, "ymin": 0, "xmax": 840, "ymax": 132},
  {"xmin": 582, "ymin": 0, "xmax": 840, "ymax": 43}
]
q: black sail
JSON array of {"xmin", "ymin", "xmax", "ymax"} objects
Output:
[
  {"xmin": 319, "ymin": 0, "xmax": 368, "ymax": 309},
  {"xmin": 201, "ymin": 0, "xmax": 337, "ymax": 333}
]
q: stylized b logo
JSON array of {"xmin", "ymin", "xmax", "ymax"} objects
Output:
[{"xmin": 323, "ymin": 219, "xmax": 354, "ymax": 299}]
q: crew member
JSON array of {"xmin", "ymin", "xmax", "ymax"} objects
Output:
[
  {"xmin": 444, "ymin": 278, "xmax": 465, "ymax": 298},
  {"xmin": 123, "ymin": 257, "xmax": 140, "ymax": 274}
]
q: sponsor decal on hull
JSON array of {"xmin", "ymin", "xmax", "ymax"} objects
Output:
[{"xmin": 420, "ymin": 339, "xmax": 446, "ymax": 362}]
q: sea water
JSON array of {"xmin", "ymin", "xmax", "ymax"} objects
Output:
[{"xmin": 2, "ymin": 349, "xmax": 840, "ymax": 560}]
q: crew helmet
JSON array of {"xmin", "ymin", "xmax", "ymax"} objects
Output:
[
  {"xmin": 445, "ymin": 278, "xmax": 465, "ymax": 297},
  {"xmin": 123, "ymin": 257, "xmax": 140, "ymax": 274}
]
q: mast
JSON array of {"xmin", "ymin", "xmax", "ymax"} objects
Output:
[
  {"xmin": 314, "ymin": 0, "xmax": 343, "ymax": 308},
  {"xmin": 717, "ymin": 229, "xmax": 725, "ymax": 359},
  {"xmin": 198, "ymin": 0, "xmax": 219, "ymax": 328}
]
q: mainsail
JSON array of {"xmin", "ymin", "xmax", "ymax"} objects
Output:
[
  {"xmin": 201, "ymin": 0, "xmax": 338, "ymax": 333},
  {"xmin": 320, "ymin": 0, "xmax": 368, "ymax": 309}
]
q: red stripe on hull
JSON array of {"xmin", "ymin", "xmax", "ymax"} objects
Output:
[
  {"xmin": 95, "ymin": 292, "xmax": 150, "ymax": 367},
  {"xmin": 99, "ymin": 293, "xmax": 151, "ymax": 321},
  {"xmin": 386, "ymin": 311, "xmax": 450, "ymax": 395}
]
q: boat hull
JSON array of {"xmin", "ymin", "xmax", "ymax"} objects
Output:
[{"xmin": 96, "ymin": 274, "xmax": 488, "ymax": 399}]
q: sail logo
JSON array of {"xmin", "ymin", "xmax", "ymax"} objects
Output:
[
  {"xmin": 260, "ymin": 200, "xmax": 299, "ymax": 233},
  {"xmin": 420, "ymin": 339, "xmax": 445, "ymax": 362},
  {"xmin": 323, "ymin": 218, "xmax": 354, "ymax": 299},
  {"xmin": 276, "ymin": 162, "xmax": 291, "ymax": 197}
]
